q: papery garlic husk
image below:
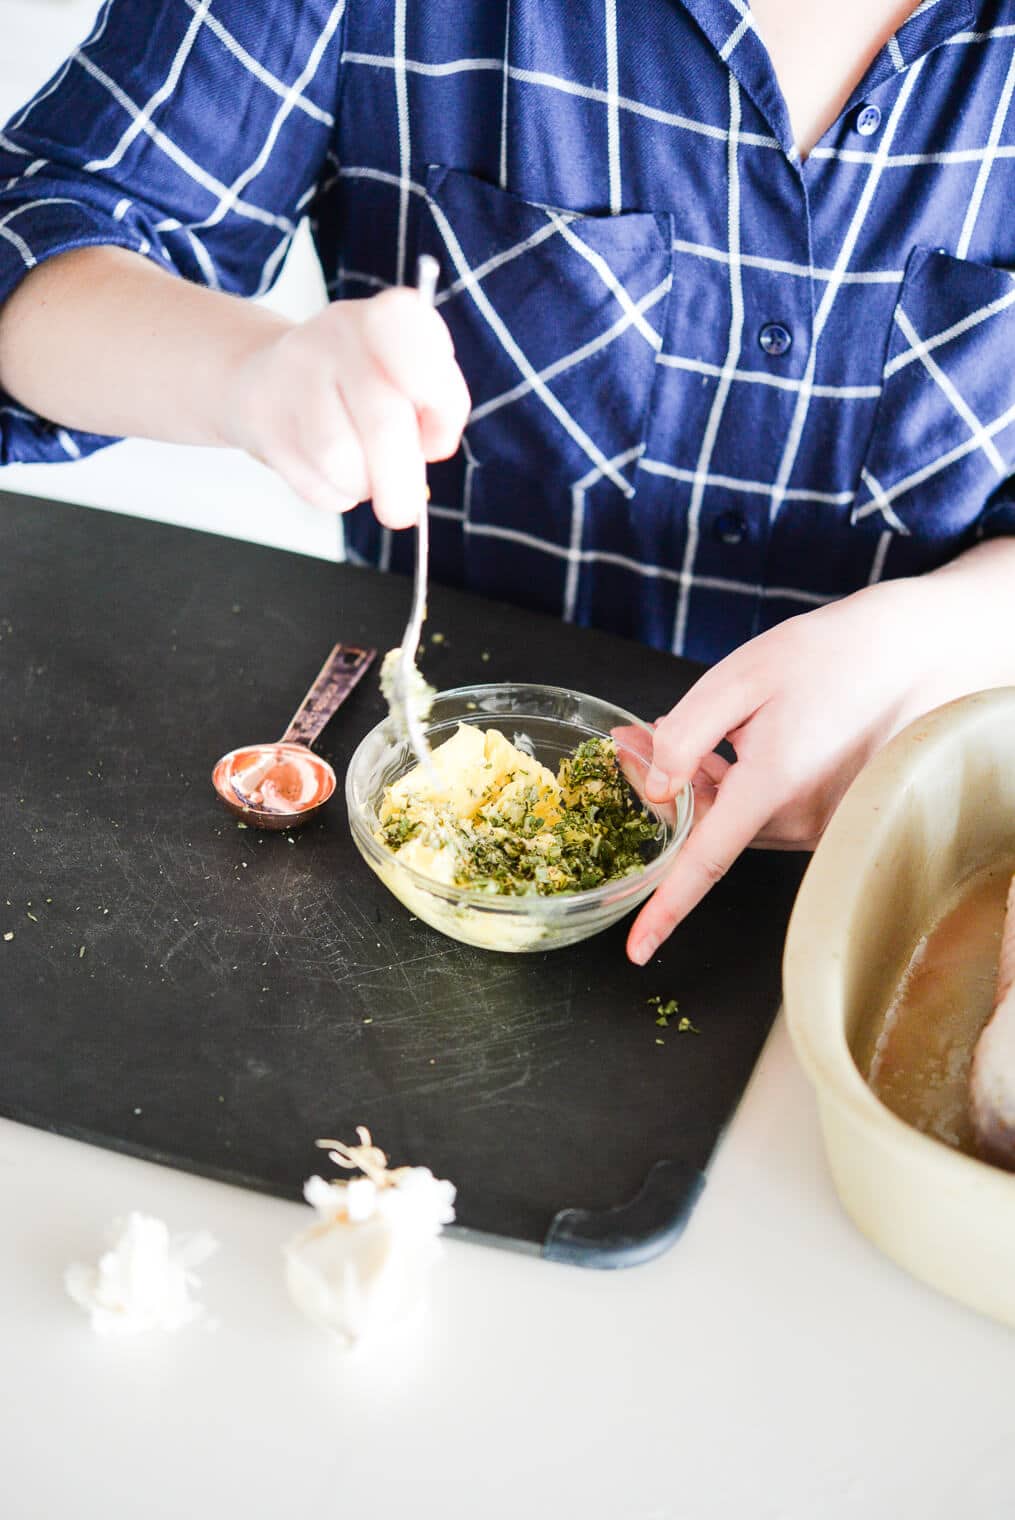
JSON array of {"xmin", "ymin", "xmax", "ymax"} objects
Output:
[
  {"xmin": 284, "ymin": 1168, "xmax": 455, "ymax": 1345},
  {"xmin": 65, "ymin": 1211, "xmax": 217, "ymax": 1335}
]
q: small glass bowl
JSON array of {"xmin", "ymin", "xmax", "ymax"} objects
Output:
[{"xmin": 345, "ymin": 683, "xmax": 693, "ymax": 953}]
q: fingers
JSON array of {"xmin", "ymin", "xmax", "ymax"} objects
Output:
[
  {"xmin": 336, "ymin": 357, "xmax": 427, "ymax": 531},
  {"xmin": 237, "ymin": 290, "xmax": 472, "ymax": 530},
  {"xmin": 645, "ymin": 661, "xmax": 761, "ymax": 804},
  {"xmin": 626, "ymin": 760, "xmax": 774, "ymax": 964},
  {"xmin": 357, "ymin": 289, "xmax": 471, "ymax": 463},
  {"xmin": 278, "ymin": 457, "xmax": 359, "ymax": 516},
  {"xmin": 329, "ymin": 290, "xmax": 470, "ymax": 529},
  {"xmin": 282, "ymin": 384, "xmax": 368, "ymax": 513}
]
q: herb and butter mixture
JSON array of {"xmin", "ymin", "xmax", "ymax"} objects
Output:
[
  {"xmin": 379, "ymin": 647, "xmax": 436, "ymax": 738},
  {"xmin": 376, "ymin": 723, "xmax": 660, "ymax": 895}
]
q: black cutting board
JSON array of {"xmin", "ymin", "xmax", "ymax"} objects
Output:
[{"xmin": 0, "ymin": 490, "xmax": 805, "ymax": 1267}]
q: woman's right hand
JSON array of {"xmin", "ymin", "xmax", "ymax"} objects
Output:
[{"xmin": 220, "ymin": 288, "xmax": 472, "ymax": 529}]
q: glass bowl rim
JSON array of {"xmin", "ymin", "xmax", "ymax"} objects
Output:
[{"xmin": 345, "ymin": 680, "xmax": 694, "ymax": 917}]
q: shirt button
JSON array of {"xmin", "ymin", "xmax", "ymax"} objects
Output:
[
  {"xmin": 855, "ymin": 103, "xmax": 882, "ymax": 136},
  {"xmin": 714, "ymin": 511, "xmax": 748, "ymax": 546},
  {"xmin": 758, "ymin": 322, "xmax": 792, "ymax": 357}
]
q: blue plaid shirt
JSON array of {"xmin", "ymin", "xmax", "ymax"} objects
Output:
[{"xmin": 1, "ymin": 1, "xmax": 1014, "ymax": 662}]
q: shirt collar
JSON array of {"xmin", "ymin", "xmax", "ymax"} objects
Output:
[{"xmin": 674, "ymin": 0, "xmax": 981, "ymax": 157}]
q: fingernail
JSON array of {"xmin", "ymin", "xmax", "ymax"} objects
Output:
[
  {"xmin": 646, "ymin": 766, "xmax": 669, "ymax": 796},
  {"xmin": 631, "ymin": 935, "xmax": 658, "ymax": 967}
]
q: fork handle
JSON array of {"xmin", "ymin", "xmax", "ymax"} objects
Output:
[{"xmin": 282, "ymin": 643, "xmax": 377, "ymax": 748}]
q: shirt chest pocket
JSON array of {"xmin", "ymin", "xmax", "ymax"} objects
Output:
[
  {"xmin": 420, "ymin": 166, "xmax": 673, "ymax": 607},
  {"xmin": 852, "ymin": 247, "xmax": 1015, "ymax": 543}
]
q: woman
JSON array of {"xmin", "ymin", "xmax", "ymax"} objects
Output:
[{"xmin": 1, "ymin": 0, "xmax": 1013, "ymax": 962}]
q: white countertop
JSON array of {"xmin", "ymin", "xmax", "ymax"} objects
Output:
[
  {"xmin": 2, "ymin": 12, "xmax": 1013, "ymax": 1514},
  {"xmin": 3, "ymin": 1011, "xmax": 1012, "ymax": 1520}
]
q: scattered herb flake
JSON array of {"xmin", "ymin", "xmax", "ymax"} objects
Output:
[{"xmin": 648, "ymin": 996, "xmax": 680, "ymax": 1027}]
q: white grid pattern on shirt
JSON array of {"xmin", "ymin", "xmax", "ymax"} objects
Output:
[
  {"xmin": 451, "ymin": 511, "xmax": 834, "ymax": 609},
  {"xmin": 5, "ymin": 4, "xmax": 342, "ymax": 254},
  {"xmin": 604, "ymin": 0, "xmax": 622, "ymax": 215},
  {"xmin": 672, "ymin": 74, "xmax": 744, "ymax": 655},
  {"xmin": 720, "ymin": 2, "xmax": 757, "ymax": 65},
  {"xmin": 956, "ymin": 39, "xmax": 1015, "ymax": 257},
  {"xmin": 544, "ymin": 209, "xmax": 665, "ymax": 350},
  {"xmin": 0, "ymin": 195, "xmax": 86, "ymax": 268},
  {"xmin": 427, "ymin": 194, "xmax": 636, "ymax": 495},
  {"xmin": 563, "ymin": 445, "xmax": 644, "ymax": 620},
  {"xmin": 893, "ymin": 305, "xmax": 1007, "ymax": 476},
  {"xmin": 393, "ymin": 0, "xmax": 411, "ymax": 285},
  {"xmin": 855, "ymin": 395, "xmax": 1015, "ymax": 521},
  {"xmin": 179, "ymin": 0, "xmax": 335, "ymax": 127},
  {"xmin": 72, "ymin": 48, "xmax": 295, "ymax": 232},
  {"xmin": 764, "ymin": 56, "xmax": 927, "ymax": 545},
  {"xmin": 885, "ymin": 279, "xmax": 1015, "ymax": 375},
  {"xmin": 8, "ymin": 0, "xmax": 115, "ymax": 135},
  {"xmin": 340, "ymin": 51, "xmax": 783, "ymax": 149},
  {"xmin": 194, "ymin": 1, "xmax": 346, "ymax": 235},
  {"xmin": 856, "ymin": 468, "xmax": 911, "ymax": 533},
  {"xmin": 468, "ymin": 275, "xmax": 670, "ymax": 421},
  {"xmin": 498, "ymin": 1, "xmax": 511, "ymax": 188},
  {"xmin": 84, "ymin": 0, "xmax": 213, "ymax": 175},
  {"xmin": 2, "ymin": 2, "xmax": 1013, "ymax": 646}
]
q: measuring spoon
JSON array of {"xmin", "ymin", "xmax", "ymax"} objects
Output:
[{"xmin": 212, "ymin": 643, "xmax": 376, "ymax": 831}]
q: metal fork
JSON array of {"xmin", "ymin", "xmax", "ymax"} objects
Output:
[{"xmin": 391, "ymin": 253, "xmax": 440, "ymax": 780}]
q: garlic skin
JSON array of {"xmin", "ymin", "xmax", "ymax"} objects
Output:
[
  {"xmin": 65, "ymin": 1212, "xmax": 218, "ymax": 1335},
  {"xmin": 284, "ymin": 1149, "xmax": 456, "ymax": 1346}
]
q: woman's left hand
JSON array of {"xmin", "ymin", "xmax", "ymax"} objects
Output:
[{"xmin": 626, "ymin": 546, "xmax": 1015, "ymax": 965}]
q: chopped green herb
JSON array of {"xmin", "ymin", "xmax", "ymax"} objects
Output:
[
  {"xmin": 648, "ymin": 996, "xmax": 681, "ymax": 1028},
  {"xmin": 380, "ymin": 735, "xmax": 660, "ymax": 897}
]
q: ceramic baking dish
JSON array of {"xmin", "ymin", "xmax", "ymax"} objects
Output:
[{"xmin": 783, "ymin": 687, "xmax": 1015, "ymax": 1327}]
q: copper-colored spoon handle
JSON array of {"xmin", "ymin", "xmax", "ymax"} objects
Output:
[{"xmin": 281, "ymin": 643, "xmax": 377, "ymax": 748}]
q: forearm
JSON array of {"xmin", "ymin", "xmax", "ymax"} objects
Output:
[
  {"xmin": 0, "ymin": 246, "xmax": 291, "ymax": 446},
  {"xmin": 920, "ymin": 536, "xmax": 1015, "ymax": 694}
]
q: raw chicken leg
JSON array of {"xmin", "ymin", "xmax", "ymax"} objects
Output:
[{"xmin": 969, "ymin": 875, "xmax": 1015, "ymax": 1168}]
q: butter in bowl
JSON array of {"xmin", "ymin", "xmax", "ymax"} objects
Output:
[{"xmin": 346, "ymin": 683, "xmax": 693, "ymax": 952}]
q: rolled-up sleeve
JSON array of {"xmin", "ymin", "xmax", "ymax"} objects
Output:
[
  {"xmin": 0, "ymin": 0, "xmax": 345, "ymax": 465},
  {"xmin": 979, "ymin": 478, "xmax": 1015, "ymax": 541}
]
